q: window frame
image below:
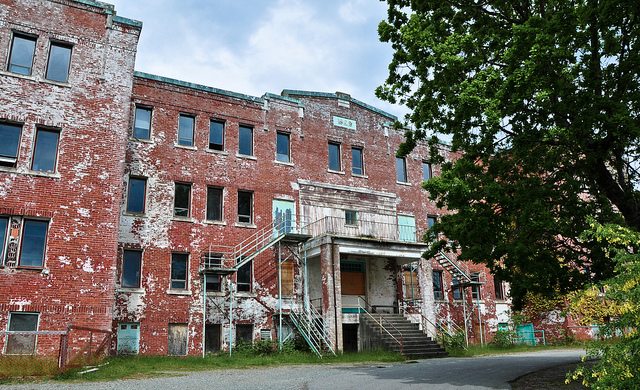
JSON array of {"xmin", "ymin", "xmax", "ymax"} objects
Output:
[
  {"xmin": 238, "ymin": 125, "xmax": 254, "ymax": 156},
  {"xmin": 17, "ymin": 219, "xmax": 49, "ymax": 269},
  {"xmin": 5, "ymin": 312, "xmax": 39, "ymax": 355},
  {"xmin": 422, "ymin": 161, "xmax": 433, "ymax": 181},
  {"xmin": 396, "ymin": 156, "xmax": 408, "ymax": 183},
  {"xmin": 427, "ymin": 215, "xmax": 437, "ymax": 230},
  {"xmin": 126, "ymin": 176, "xmax": 147, "ymax": 214},
  {"xmin": 133, "ymin": 106, "xmax": 152, "ymax": 140},
  {"xmin": 170, "ymin": 252, "xmax": 189, "ymax": 290},
  {"xmin": 31, "ymin": 128, "xmax": 60, "ymax": 173},
  {"xmin": 351, "ymin": 146, "xmax": 364, "ymax": 175},
  {"xmin": 173, "ymin": 182, "xmax": 192, "ymax": 218},
  {"xmin": 206, "ymin": 186, "xmax": 224, "ymax": 222},
  {"xmin": 471, "ymin": 272, "xmax": 481, "ymax": 300},
  {"xmin": 236, "ymin": 260, "xmax": 252, "ymax": 292},
  {"xmin": 432, "ymin": 270, "xmax": 444, "ymax": 300},
  {"xmin": 0, "ymin": 121, "xmax": 22, "ymax": 167},
  {"xmin": 177, "ymin": 114, "xmax": 195, "ymax": 147},
  {"xmin": 494, "ymin": 276, "xmax": 506, "ymax": 300},
  {"xmin": 121, "ymin": 249, "xmax": 142, "ymax": 288},
  {"xmin": 328, "ymin": 142, "xmax": 341, "ymax": 172},
  {"xmin": 452, "ymin": 278, "xmax": 463, "ymax": 301},
  {"xmin": 45, "ymin": 40, "xmax": 73, "ymax": 83},
  {"xmin": 209, "ymin": 119, "xmax": 225, "ymax": 151},
  {"xmin": 275, "ymin": 131, "xmax": 291, "ymax": 163},
  {"xmin": 344, "ymin": 210, "xmax": 358, "ymax": 226},
  {"xmin": 8, "ymin": 32, "xmax": 37, "ymax": 76},
  {"xmin": 235, "ymin": 323, "xmax": 253, "ymax": 343},
  {"xmin": 237, "ymin": 190, "xmax": 253, "ymax": 224},
  {"xmin": 0, "ymin": 216, "xmax": 9, "ymax": 266}
]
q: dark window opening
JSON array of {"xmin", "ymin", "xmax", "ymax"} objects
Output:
[
  {"xmin": 31, "ymin": 129, "xmax": 59, "ymax": 172},
  {"xmin": 0, "ymin": 122, "xmax": 22, "ymax": 166},
  {"xmin": 494, "ymin": 276, "xmax": 506, "ymax": 300},
  {"xmin": 45, "ymin": 42, "xmax": 72, "ymax": 82},
  {"xmin": 6, "ymin": 312, "xmax": 38, "ymax": 355},
  {"xmin": 471, "ymin": 273, "xmax": 481, "ymax": 300},
  {"xmin": 452, "ymin": 279, "xmax": 463, "ymax": 300},
  {"xmin": 178, "ymin": 114, "xmax": 194, "ymax": 147},
  {"xmin": 126, "ymin": 177, "xmax": 146, "ymax": 213},
  {"xmin": 19, "ymin": 219, "xmax": 48, "ymax": 268},
  {"xmin": 174, "ymin": 183, "xmax": 191, "ymax": 217},
  {"xmin": 133, "ymin": 107, "xmax": 152, "ymax": 140},
  {"xmin": 171, "ymin": 253, "xmax": 188, "ymax": 290},
  {"xmin": 237, "ymin": 260, "xmax": 252, "ymax": 292},
  {"xmin": 276, "ymin": 132, "xmax": 290, "ymax": 162},
  {"xmin": 422, "ymin": 161, "xmax": 432, "ymax": 181},
  {"xmin": 328, "ymin": 142, "xmax": 341, "ymax": 171},
  {"xmin": 205, "ymin": 274, "xmax": 222, "ymax": 292},
  {"xmin": 396, "ymin": 157, "xmax": 407, "ymax": 183},
  {"xmin": 236, "ymin": 323, "xmax": 253, "ymax": 343},
  {"xmin": 209, "ymin": 120, "xmax": 225, "ymax": 151},
  {"xmin": 0, "ymin": 217, "xmax": 8, "ymax": 265},
  {"xmin": 433, "ymin": 270, "xmax": 444, "ymax": 300},
  {"xmin": 351, "ymin": 147, "xmax": 363, "ymax": 175},
  {"xmin": 237, "ymin": 191, "xmax": 253, "ymax": 224},
  {"xmin": 238, "ymin": 125, "xmax": 253, "ymax": 156},
  {"xmin": 8, "ymin": 34, "xmax": 36, "ymax": 75},
  {"xmin": 206, "ymin": 187, "xmax": 223, "ymax": 221},
  {"xmin": 427, "ymin": 216, "xmax": 437, "ymax": 229},
  {"xmin": 344, "ymin": 210, "xmax": 357, "ymax": 226},
  {"xmin": 122, "ymin": 250, "xmax": 142, "ymax": 288}
]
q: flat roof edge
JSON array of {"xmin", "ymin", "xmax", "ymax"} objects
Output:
[{"xmin": 281, "ymin": 89, "xmax": 397, "ymax": 121}]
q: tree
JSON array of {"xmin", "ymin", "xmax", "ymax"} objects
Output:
[{"xmin": 377, "ymin": 0, "xmax": 640, "ymax": 306}]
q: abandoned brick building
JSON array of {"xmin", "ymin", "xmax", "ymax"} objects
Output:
[{"xmin": 1, "ymin": 0, "xmax": 511, "ymax": 359}]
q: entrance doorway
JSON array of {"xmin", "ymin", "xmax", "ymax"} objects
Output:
[
  {"xmin": 205, "ymin": 324, "xmax": 221, "ymax": 353},
  {"xmin": 342, "ymin": 324, "xmax": 359, "ymax": 352}
]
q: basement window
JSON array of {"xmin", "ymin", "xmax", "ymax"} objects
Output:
[
  {"xmin": 396, "ymin": 157, "xmax": 408, "ymax": 183},
  {"xmin": 170, "ymin": 253, "xmax": 188, "ymax": 290},
  {"xmin": 126, "ymin": 177, "xmax": 146, "ymax": 214},
  {"xmin": 31, "ymin": 128, "xmax": 60, "ymax": 172},
  {"xmin": 174, "ymin": 183, "xmax": 191, "ymax": 218},
  {"xmin": 238, "ymin": 125, "xmax": 253, "ymax": 156},
  {"xmin": 6, "ymin": 312, "xmax": 39, "ymax": 355},
  {"xmin": 45, "ymin": 41, "xmax": 72, "ymax": 83},
  {"xmin": 237, "ymin": 190, "xmax": 253, "ymax": 224},
  {"xmin": 209, "ymin": 120, "xmax": 225, "ymax": 151},
  {"xmin": 8, "ymin": 33, "xmax": 36, "ymax": 75},
  {"xmin": 122, "ymin": 250, "xmax": 142, "ymax": 288},
  {"xmin": 0, "ymin": 122, "xmax": 22, "ymax": 167},
  {"xmin": 18, "ymin": 219, "xmax": 48, "ymax": 268},
  {"xmin": 178, "ymin": 114, "xmax": 195, "ymax": 147},
  {"xmin": 236, "ymin": 324, "xmax": 253, "ymax": 343},
  {"xmin": 237, "ymin": 260, "xmax": 252, "ymax": 292},
  {"xmin": 133, "ymin": 106, "xmax": 152, "ymax": 140}
]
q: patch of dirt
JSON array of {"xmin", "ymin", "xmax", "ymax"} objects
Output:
[{"xmin": 510, "ymin": 361, "xmax": 595, "ymax": 390}]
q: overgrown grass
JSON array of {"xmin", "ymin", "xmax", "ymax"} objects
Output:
[
  {"xmin": 447, "ymin": 343, "xmax": 586, "ymax": 357},
  {"xmin": 0, "ymin": 356, "xmax": 59, "ymax": 382}
]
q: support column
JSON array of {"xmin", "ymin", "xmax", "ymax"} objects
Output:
[
  {"xmin": 320, "ymin": 241, "xmax": 342, "ymax": 352},
  {"xmin": 417, "ymin": 257, "xmax": 436, "ymax": 336}
]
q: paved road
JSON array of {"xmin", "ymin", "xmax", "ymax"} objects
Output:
[{"xmin": 8, "ymin": 349, "xmax": 584, "ymax": 390}]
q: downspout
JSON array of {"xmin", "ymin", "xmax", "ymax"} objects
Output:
[
  {"xmin": 202, "ymin": 273, "xmax": 207, "ymax": 358},
  {"xmin": 278, "ymin": 242, "xmax": 283, "ymax": 351},
  {"xmin": 229, "ymin": 277, "xmax": 234, "ymax": 356}
]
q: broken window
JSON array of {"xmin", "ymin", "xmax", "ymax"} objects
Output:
[
  {"xmin": 0, "ymin": 217, "xmax": 8, "ymax": 265},
  {"xmin": 328, "ymin": 142, "xmax": 341, "ymax": 171},
  {"xmin": 237, "ymin": 190, "xmax": 253, "ymax": 224},
  {"xmin": 0, "ymin": 122, "xmax": 22, "ymax": 166},
  {"xmin": 471, "ymin": 273, "xmax": 481, "ymax": 300},
  {"xmin": 126, "ymin": 177, "xmax": 146, "ymax": 214},
  {"xmin": 344, "ymin": 210, "xmax": 357, "ymax": 226},
  {"xmin": 276, "ymin": 132, "xmax": 290, "ymax": 162},
  {"xmin": 19, "ymin": 219, "xmax": 48, "ymax": 268},
  {"xmin": 122, "ymin": 250, "xmax": 142, "ymax": 288},
  {"xmin": 170, "ymin": 253, "xmax": 188, "ymax": 290},
  {"xmin": 351, "ymin": 147, "xmax": 364, "ymax": 175},
  {"xmin": 174, "ymin": 183, "xmax": 191, "ymax": 218},
  {"xmin": 209, "ymin": 120, "xmax": 225, "ymax": 151},
  {"xmin": 422, "ymin": 161, "xmax": 432, "ymax": 181},
  {"xmin": 31, "ymin": 128, "xmax": 60, "ymax": 172},
  {"xmin": 396, "ymin": 157, "xmax": 408, "ymax": 183},
  {"xmin": 236, "ymin": 323, "xmax": 253, "ymax": 343},
  {"xmin": 206, "ymin": 187, "xmax": 223, "ymax": 221},
  {"xmin": 133, "ymin": 106, "xmax": 152, "ymax": 140},
  {"xmin": 433, "ymin": 270, "xmax": 444, "ymax": 300},
  {"xmin": 8, "ymin": 33, "xmax": 36, "ymax": 75},
  {"xmin": 178, "ymin": 114, "xmax": 195, "ymax": 147},
  {"xmin": 45, "ymin": 42, "xmax": 72, "ymax": 82},
  {"xmin": 237, "ymin": 260, "xmax": 252, "ymax": 292},
  {"xmin": 238, "ymin": 125, "xmax": 253, "ymax": 156},
  {"xmin": 6, "ymin": 312, "xmax": 38, "ymax": 355},
  {"xmin": 494, "ymin": 276, "xmax": 506, "ymax": 300}
]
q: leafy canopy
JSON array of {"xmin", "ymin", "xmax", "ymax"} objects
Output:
[{"xmin": 378, "ymin": 0, "xmax": 640, "ymax": 306}]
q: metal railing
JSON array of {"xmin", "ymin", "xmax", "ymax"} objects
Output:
[
  {"xmin": 302, "ymin": 216, "xmax": 424, "ymax": 243},
  {"xmin": 398, "ymin": 298, "xmax": 467, "ymax": 350},
  {"xmin": 358, "ymin": 296, "xmax": 403, "ymax": 353},
  {"xmin": 288, "ymin": 300, "xmax": 335, "ymax": 358},
  {"xmin": 435, "ymin": 250, "xmax": 474, "ymax": 284}
]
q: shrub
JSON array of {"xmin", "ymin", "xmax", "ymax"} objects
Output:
[{"xmin": 491, "ymin": 330, "xmax": 515, "ymax": 348}]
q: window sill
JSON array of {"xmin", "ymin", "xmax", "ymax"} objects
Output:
[
  {"xmin": 14, "ymin": 266, "xmax": 44, "ymax": 271},
  {"xmin": 234, "ymin": 222, "xmax": 257, "ymax": 229},
  {"xmin": 129, "ymin": 137, "xmax": 154, "ymax": 144},
  {"xmin": 123, "ymin": 212, "xmax": 146, "ymax": 218},
  {"xmin": 166, "ymin": 289, "xmax": 191, "ymax": 296},
  {"xmin": 174, "ymin": 144, "xmax": 197, "ymax": 151},
  {"xmin": 206, "ymin": 291, "xmax": 225, "ymax": 297},
  {"xmin": 172, "ymin": 217, "xmax": 195, "ymax": 223},
  {"xmin": 352, "ymin": 174, "xmax": 368, "ymax": 179},
  {"xmin": 204, "ymin": 220, "xmax": 226, "ymax": 226},
  {"xmin": 328, "ymin": 169, "xmax": 345, "ymax": 175},
  {"xmin": 0, "ymin": 70, "xmax": 71, "ymax": 88},
  {"xmin": 0, "ymin": 166, "xmax": 61, "ymax": 179},
  {"xmin": 235, "ymin": 292, "xmax": 256, "ymax": 297},
  {"xmin": 274, "ymin": 160, "xmax": 294, "ymax": 166},
  {"xmin": 117, "ymin": 287, "xmax": 144, "ymax": 294},
  {"xmin": 396, "ymin": 181, "xmax": 412, "ymax": 186},
  {"xmin": 236, "ymin": 153, "xmax": 257, "ymax": 161},
  {"xmin": 205, "ymin": 149, "xmax": 228, "ymax": 156}
]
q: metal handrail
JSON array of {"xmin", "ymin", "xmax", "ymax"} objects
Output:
[
  {"xmin": 358, "ymin": 296, "xmax": 403, "ymax": 353},
  {"xmin": 437, "ymin": 250, "xmax": 473, "ymax": 284}
]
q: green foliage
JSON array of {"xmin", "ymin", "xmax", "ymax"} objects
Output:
[
  {"xmin": 492, "ymin": 330, "xmax": 515, "ymax": 348},
  {"xmin": 378, "ymin": 0, "xmax": 640, "ymax": 307},
  {"xmin": 441, "ymin": 331, "xmax": 466, "ymax": 351}
]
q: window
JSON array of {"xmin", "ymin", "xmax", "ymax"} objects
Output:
[
  {"xmin": 238, "ymin": 125, "xmax": 253, "ymax": 156},
  {"xmin": 45, "ymin": 42, "xmax": 72, "ymax": 82},
  {"xmin": 178, "ymin": 114, "xmax": 194, "ymax": 147},
  {"xmin": 403, "ymin": 264, "xmax": 420, "ymax": 301},
  {"xmin": 6, "ymin": 312, "xmax": 39, "ymax": 355},
  {"xmin": 0, "ymin": 217, "xmax": 8, "ymax": 264},
  {"xmin": 328, "ymin": 142, "xmax": 341, "ymax": 171},
  {"xmin": 344, "ymin": 210, "xmax": 357, "ymax": 226},
  {"xmin": 205, "ymin": 274, "xmax": 222, "ymax": 292},
  {"xmin": 133, "ymin": 107, "xmax": 152, "ymax": 140},
  {"xmin": 236, "ymin": 324, "xmax": 253, "ymax": 343},
  {"xmin": 31, "ymin": 128, "xmax": 60, "ymax": 172},
  {"xmin": 422, "ymin": 161, "xmax": 432, "ymax": 181},
  {"xmin": 276, "ymin": 132, "xmax": 290, "ymax": 162},
  {"xmin": 8, "ymin": 33, "xmax": 36, "ymax": 75},
  {"xmin": 452, "ymin": 278, "xmax": 463, "ymax": 300},
  {"xmin": 494, "ymin": 276, "xmax": 506, "ymax": 300},
  {"xmin": 174, "ymin": 183, "xmax": 191, "ymax": 217},
  {"xmin": 433, "ymin": 270, "xmax": 444, "ymax": 300},
  {"xmin": 351, "ymin": 147, "xmax": 364, "ymax": 175},
  {"xmin": 471, "ymin": 273, "xmax": 481, "ymax": 300},
  {"xmin": 126, "ymin": 177, "xmax": 146, "ymax": 213},
  {"xmin": 237, "ymin": 190, "xmax": 253, "ymax": 224},
  {"xmin": 396, "ymin": 157, "xmax": 408, "ymax": 183},
  {"xmin": 0, "ymin": 122, "xmax": 22, "ymax": 166},
  {"xmin": 19, "ymin": 219, "xmax": 48, "ymax": 268},
  {"xmin": 209, "ymin": 120, "xmax": 224, "ymax": 151},
  {"xmin": 206, "ymin": 187, "xmax": 223, "ymax": 221},
  {"xmin": 427, "ymin": 216, "xmax": 437, "ymax": 229},
  {"xmin": 122, "ymin": 250, "xmax": 142, "ymax": 288},
  {"xmin": 237, "ymin": 260, "xmax": 252, "ymax": 292},
  {"xmin": 170, "ymin": 253, "xmax": 188, "ymax": 290}
]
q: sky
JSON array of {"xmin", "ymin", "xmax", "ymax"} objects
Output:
[{"xmin": 109, "ymin": 0, "xmax": 409, "ymax": 120}]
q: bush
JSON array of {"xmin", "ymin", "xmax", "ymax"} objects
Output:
[
  {"xmin": 442, "ymin": 331, "xmax": 466, "ymax": 350},
  {"xmin": 252, "ymin": 340, "xmax": 277, "ymax": 356},
  {"xmin": 491, "ymin": 330, "xmax": 515, "ymax": 348}
]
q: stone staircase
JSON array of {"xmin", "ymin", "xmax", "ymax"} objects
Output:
[{"xmin": 360, "ymin": 313, "xmax": 448, "ymax": 359}]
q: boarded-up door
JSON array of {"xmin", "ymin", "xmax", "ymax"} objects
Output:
[
  {"xmin": 398, "ymin": 215, "xmax": 416, "ymax": 242},
  {"xmin": 280, "ymin": 260, "xmax": 295, "ymax": 296},
  {"xmin": 168, "ymin": 323, "xmax": 188, "ymax": 356},
  {"xmin": 205, "ymin": 324, "xmax": 221, "ymax": 353},
  {"xmin": 273, "ymin": 199, "xmax": 295, "ymax": 235},
  {"xmin": 117, "ymin": 323, "xmax": 140, "ymax": 355},
  {"xmin": 341, "ymin": 261, "xmax": 365, "ymax": 296}
]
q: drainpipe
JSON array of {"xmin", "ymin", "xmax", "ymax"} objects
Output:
[
  {"xmin": 278, "ymin": 242, "xmax": 282, "ymax": 351},
  {"xmin": 229, "ymin": 278, "xmax": 234, "ymax": 356},
  {"xmin": 202, "ymin": 273, "xmax": 207, "ymax": 358}
]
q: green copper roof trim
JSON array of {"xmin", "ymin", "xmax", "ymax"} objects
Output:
[
  {"xmin": 281, "ymin": 89, "xmax": 397, "ymax": 120},
  {"xmin": 113, "ymin": 15, "xmax": 143, "ymax": 28},
  {"xmin": 263, "ymin": 92, "xmax": 303, "ymax": 106},
  {"xmin": 134, "ymin": 72, "xmax": 264, "ymax": 104},
  {"xmin": 65, "ymin": 1, "xmax": 142, "ymax": 28}
]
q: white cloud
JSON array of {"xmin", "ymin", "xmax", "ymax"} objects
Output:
[{"xmin": 338, "ymin": 0, "xmax": 374, "ymax": 24}]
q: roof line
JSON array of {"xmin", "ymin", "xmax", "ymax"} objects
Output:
[{"xmin": 281, "ymin": 89, "xmax": 397, "ymax": 120}]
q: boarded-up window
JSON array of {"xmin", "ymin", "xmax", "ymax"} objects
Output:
[
  {"xmin": 341, "ymin": 261, "xmax": 365, "ymax": 296},
  {"xmin": 6, "ymin": 312, "xmax": 38, "ymax": 355},
  {"xmin": 168, "ymin": 323, "xmax": 188, "ymax": 356},
  {"xmin": 280, "ymin": 261, "xmax": 294, "ymax": 296},
  {"xmin": 403, "ymin": 268, "xmax": 421, "ymax": 300}
]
